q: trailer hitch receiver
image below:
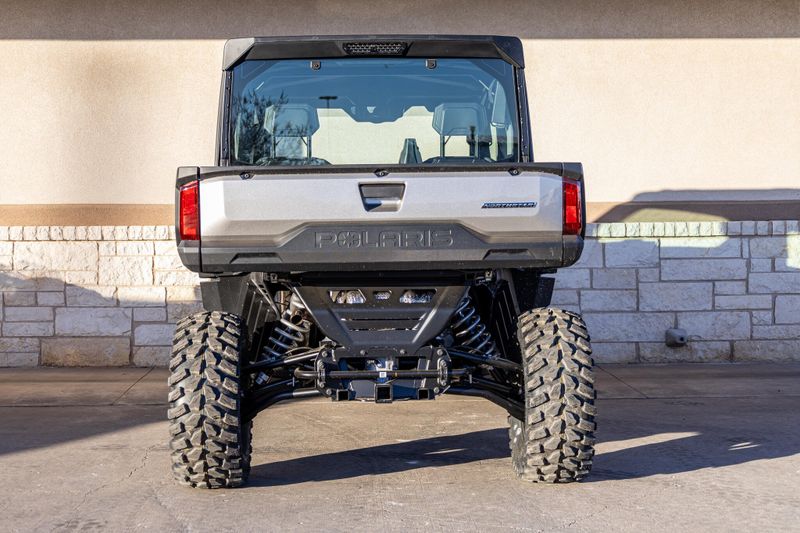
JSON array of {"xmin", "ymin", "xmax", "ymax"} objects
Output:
[{"xmin": 305, "ymin": 347, "xmax": 459, "ymax": 403}]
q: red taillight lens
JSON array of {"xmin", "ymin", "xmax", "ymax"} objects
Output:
[
  {"xmin": 179, "ymin": 180, "xmax": 200, "ymax": 241},
  {"xmin": 563, "ymin": 179, "xmax": 582, "ymax": 235}
]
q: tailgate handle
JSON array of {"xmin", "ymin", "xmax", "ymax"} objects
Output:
[{"xmin": 359, "ymin": 183, "xmax": 405, "ymax": 212}]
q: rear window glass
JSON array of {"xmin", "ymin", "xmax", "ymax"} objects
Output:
[{"xmin": 229, "ymin": 58, "xmax": 519, "ymax": 166}]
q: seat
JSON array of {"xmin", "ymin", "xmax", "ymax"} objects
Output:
[
  {"xmin": 430, "ymin": 103, "xmax": 491, "ymax": 160},
  {"xmin": 263, "ymin": 104, "xmax": 320, "ymax": 160}
]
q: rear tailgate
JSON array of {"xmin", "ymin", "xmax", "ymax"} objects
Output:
[{"xmin": 176, "ymin": 164, "xmax": 584, "ymax": 273}]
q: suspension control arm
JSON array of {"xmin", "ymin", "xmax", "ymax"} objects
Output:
[
  {"xmin": 245, "ymin": 388, "xmax": 321, "ymax": 418},
  {"xmin": 446, "ymin": 386, "xmax": 524, "ymax": 420},
  {"xmin": 243, "ymin": 349, "xmax": 322, "ymax": 372},
  {"xmin": 447, "ymin": 349, "xmax": 521, "ymax": 372}
]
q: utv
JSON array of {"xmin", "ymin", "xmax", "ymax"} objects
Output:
[{"xmin": 168, "ymin": 35, "xmax": 595, "ymax": 488}]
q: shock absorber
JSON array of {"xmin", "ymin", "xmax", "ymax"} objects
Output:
[
  {"xmin": 451, "ymin": 296, "xmax": 499, "ymax": 358},
  {"xmin": 255, "ymin": 293, "xmax": 311, "ymax": 385}
]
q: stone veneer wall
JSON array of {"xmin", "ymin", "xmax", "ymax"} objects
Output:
[
  {"xmin": 0, "ymin": 226, "xmax": 201, "ymax": 367},
  {"xmin": 0, "ymin": 221, "xmax": 799, "ymax": 367}
]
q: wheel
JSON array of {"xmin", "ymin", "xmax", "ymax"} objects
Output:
[
  {"xmin": 509, "ymin": 308, "xmax": 596, "ymax": 482},
  {"xmin": 167, "ymin": 311, "xmax": 252, "ymax": 488}
]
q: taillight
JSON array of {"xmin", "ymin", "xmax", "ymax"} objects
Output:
[
  {"xmin": 179, "ymin": 180, "xmax": 200, "ymax": 241},
  {"xmin": 562, "ymin": 178, "xmax": 582, "ymax": 235}
]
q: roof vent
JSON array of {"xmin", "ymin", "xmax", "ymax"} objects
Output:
[{"xmin": 342, "ymin": 42, "xmax": 408, "ymax": 56}]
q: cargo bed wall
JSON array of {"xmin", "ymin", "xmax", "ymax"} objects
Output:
[{"xmin": 176, "ymin": 164, "xmax": 584, "ymax": 273}]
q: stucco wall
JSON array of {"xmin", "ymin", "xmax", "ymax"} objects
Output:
[{"xmin": 0, "ymin": 1, "xmax": 798, "ymax": 220}]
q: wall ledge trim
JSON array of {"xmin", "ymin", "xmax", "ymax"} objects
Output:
[{"xmin": 1, "ymin": 220, "xmax": 798, "ymax": 242}]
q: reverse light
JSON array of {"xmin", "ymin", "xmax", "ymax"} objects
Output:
[
  {"xmin": 179, "ymin": 180, "xmax": 200, "ymax": 241},
  {"xmin": 562, "ymin": 178, "xmax": 582, "ymax": 235}
]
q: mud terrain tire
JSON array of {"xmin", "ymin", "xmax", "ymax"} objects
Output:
[
  {"xmin": 168, "ymin": 311, "xmax": 251, "ymax": 488},
  {"xmin": 509, "ymin": 308, "xmax": 596, "ymax": 482}
]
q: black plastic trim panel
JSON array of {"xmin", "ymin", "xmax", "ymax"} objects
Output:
[
  {"xmin": 223, "ymin": 35, "xmax": 524, "ymax": 70},
  {"xmin": 294, "ymin": 284, "xmax": 467, "ymax": 356},
  {"xmin": 180, "ymin": 222, "xmax": 571, "ymax": 273}
]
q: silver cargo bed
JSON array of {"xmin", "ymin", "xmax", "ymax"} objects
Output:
[{"xmin": 176, "ymin": 163, "xmax": 584, "ymax": 273}]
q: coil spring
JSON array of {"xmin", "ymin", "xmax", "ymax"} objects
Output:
[
  {"xmin": 255, "ymin": 296, "xmax": 311, "ymax": 385},
  {"xmin": 451, "ymin": 296, "xmax": 498, "ymax": 357},
  {"xmin": 262, "ymin": 294, "xmax": 311, "ymax": 360},
  {"xmin": 262, "ymin": 314, "xmax": 311, "ymax": 360}
]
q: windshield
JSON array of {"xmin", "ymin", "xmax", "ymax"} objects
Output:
[{"xmin": 229, "ymin": 58, "xmax": 519, "ymax": 166}]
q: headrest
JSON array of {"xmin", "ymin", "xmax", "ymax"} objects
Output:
[
  {"xmin": 264, "ymin": 104, "xmax": 320, "ymax": 137},
  {"xmin": 432, "ymin": 103, "xmax": 489, "ymax": 137}
]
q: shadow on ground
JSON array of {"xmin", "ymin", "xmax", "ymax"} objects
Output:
[
  {"xmin": 249, "ymin": 428, "xmax": 510, "ymax": 486},
  {"xmin": 243, "ymin": 394, "xmax": 800, "ymax": 486},
  {"xmin": 2, "ymin": 365, "xmax": 800, "ymax": 485}
]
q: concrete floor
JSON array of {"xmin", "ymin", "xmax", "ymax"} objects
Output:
[{"xmin": 1, "ymin": 364, "xmax": 799, "ymax": 532}]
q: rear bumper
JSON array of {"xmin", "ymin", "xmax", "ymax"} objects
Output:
[{"xmin": 178, "ymin": 224, "xmax": 583, "ymax": 273}]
